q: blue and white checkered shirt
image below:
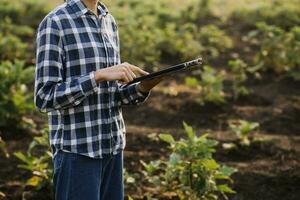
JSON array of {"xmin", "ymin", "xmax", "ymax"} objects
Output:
[{"xmin": 34, "ymin": 0, "xmax": 149, "ymax": 158}]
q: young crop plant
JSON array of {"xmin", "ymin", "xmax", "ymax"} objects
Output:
[
  {"xmin": 0, "ymin": 60, "xmax": 35, "ymax": 128},
  {"xmin": 14, "ymin": 128, "xmax": 53, "ymax": 191},
  {"xmin": 247, "ymin": 22, "xmax": 300, "ymax": 78},
  {"xmin": 229, "ymin": 120, "xmax": 259, "ymax": 146},
  {"xmin": 0, "ymin": 0, "xmax": 50, "ymax": 28},
  {"xmin": 287, "ymin": 26, "xmax": 300, "ymax": 80},
  {"xmin": 228, "ymin": 59, "xmax": 249, "ymax": 100},
  {"xmin": 229, "ymin": 0, "xmax": 300, "ymax": 31},
  {"xmin": 0, "ymin": 17, "xmax": 34, "ymax": 61},
  {"xmin": 198, "ymin": 25, "xmax": 233, "ymax": 59},
  {"xmin": 185, "ymin": 66, "xmax": 226, "ymax": 105},
  {"xmin": 141, "ymin": 122, "xmax": 237, "ymax": 200},
  {"xmin": 228, "ymin": 58, "xmax": 260, "ymax": 100}
]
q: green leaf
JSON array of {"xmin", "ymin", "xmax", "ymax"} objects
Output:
[
  {"xmin": 27, "ymin": 140, "xmax": 37, "ymax": 156},
  {"xmin": 214, "ymin": 174, "xmax": 230, "ymax": 180},
  {"xmin": 14, "ymin": 152, "xmax": 31, "ymax": 164},
  {"xmin": 169, "ymin": 153, "xmax": 180, "ymax": 165},
  {"xmin": 217, "ymin": 184, "xmax": 236, "ymax": 194},
  {"xmin": 219, "ymin": 166, "xmax": 238, "ymax": 177},
  {"xmin": 140, "ymin": 160, "xmax": 160, "ymax": 174},
  {"xmin": 201, "ymin": 159, "xmax": 219, "ymax": 170},
  {"xmin": 185, "ymin": 77, "xmax": 199, "ymax": 88},
  {"xmin": 249, "ymin": 122, "xmax": 259, "ymax": 130},
  {"xmin": 20, "ymin": 66, "xmax": 35, "ymax": 84},
  {"xmin": 150, "ymin": 176, "xmax": 161, "ymax": 186},
  {"xmin": 159, "ymin": 134, "xmax": 175, "ymax": 144},
  {"xmin": 183, "ymin": 121, "xmax": 195, "ymax": 140}
]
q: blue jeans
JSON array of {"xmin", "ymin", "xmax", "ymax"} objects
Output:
[{"xmin": 53, "ymin": 150, "xmax": 124, "ymax": 200}]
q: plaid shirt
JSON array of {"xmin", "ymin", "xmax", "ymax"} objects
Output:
[{"xmin": 35, "ymin": 0, "xmax": 149, "ymax": 158}]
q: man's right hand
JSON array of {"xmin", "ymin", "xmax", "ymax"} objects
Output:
[{"xmin": 95, "ymin": 62, "xmax": 149, "ymax": 84}]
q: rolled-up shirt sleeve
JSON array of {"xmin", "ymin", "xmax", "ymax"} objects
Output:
[{"xmin": 34, "ymin": 17, "xmax": 98, "ymax": 113}]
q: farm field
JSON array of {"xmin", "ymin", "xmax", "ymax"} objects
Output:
[{"xmin": 0, "ymin": 0, "xmax": 300, "ymax": 200}]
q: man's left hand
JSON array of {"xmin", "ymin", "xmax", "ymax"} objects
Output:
[{"xmin": 137, "ymin": 76, "xmax": 165, "ymax": 93}]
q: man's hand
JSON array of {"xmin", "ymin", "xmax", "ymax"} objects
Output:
[
  {"xmin": 95, "ymin": 62, "xmax": 149, "ymax": 84},
  {"xmin": 137, "ymin": 76, "xmax": 165, "ymax": 93}
]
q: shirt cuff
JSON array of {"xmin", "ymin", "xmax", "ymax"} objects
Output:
[{"xmin": 80, "ymin": 71, "xmax": 99, "ymax": 96}]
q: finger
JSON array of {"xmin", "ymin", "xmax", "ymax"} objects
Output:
[
  {"xmin": 119, "ymin": 65, "xmax": 133, "ymax": 83},
  {"xmin": 125, "ymin": 70, "xmax": 134, "ymax": 82},
  {"xmin": 120, "ymin": 71, "xmax": 130, "ymax": 83},
  {"xmin": 122, "ymin": 66, "xmax": 135, "ymax": 82},
  {"xmin": 125, "ymin": 65, "xmax": 137, "ymax": 79},
  {"xmin": 128, "ymin": 64, "xmax": 149, "ymax": 76}
]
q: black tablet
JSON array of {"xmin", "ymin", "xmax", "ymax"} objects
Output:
[{"xmin": 125, "ymin": 58, "xmax": 203, "ymax": 86}]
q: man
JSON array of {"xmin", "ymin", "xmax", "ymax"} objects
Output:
[{"xmin": 34, "ymin": 0, "xmax": 162, "ymax": 199}]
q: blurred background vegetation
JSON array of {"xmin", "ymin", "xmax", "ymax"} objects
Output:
[{"xmin": 0, "ymin": 0, "xmax": 299, "ymax": 199}]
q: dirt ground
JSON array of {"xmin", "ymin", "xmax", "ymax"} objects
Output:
[{"xmin": 0, "ymin": 74, "xmax": 300, "ymax": 200}]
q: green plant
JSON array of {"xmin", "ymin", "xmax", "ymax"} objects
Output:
[
  {"xmin": 185, "ymin": 77, "xmax": 201, "ymax": 89},
  {"xmin": 106, "ymin": 0, "xmax": 231, "ymax": 66},
  {"xmin": 197, "ymin": 25, "xmax": 233, "ymax": 59},
  {"xmin": 14, "ymin": 128, "xmax": 53, "ymax": 190},
  {"xmin": 0, "ymin": 17, "xmax": 34, "ymax": 38},
  {"xmin": 0, "ymin": 18, "xmax": 32, "ymax": 61},
  {"xmin": 0, "ymin": 33, "xmax": 27, "ymax": 61},
  {"xmin": 110, "ymin": 0, "xmax": 170, "ymax": 66},
  {"xmin": 141, "ymin": 122, "xmax": 237, "ymax": 200},
  {"xmin": 124, "ymin": 168, "xmax": 136, "ymax": 185},
  {"xmin": 229, "ymin": 120, "xmax": 259, "ymax": 146},
  {"xmin": 0, "ymin": 0, "xmax": 50, "ymax": 28},
  {"xmin": 246, "ymin": 22, "xmax": 300, "ymax": 76},
  {"xmin": 181, "ymin": 0, "xmax": 217, "ymax": 26},
  {"xmin": 123, "ymin": 167, "xmax": 143, "ymax": 194},
  {"xmin": 186, "ymin": 66, "xmax": 225, "ymax": 105},
  {"xmin": 227, "ymin": 58, "xmax": 261, "ymax": 99},
  {"xmin": 286, "ymin": 26, "xmax": 300, "ymax": 80},
  {"xmin": 0, "ymin": 0, "xmax": 47, "ymax": 62},
  {"xmin": 229, "ymin": 0, "xmax": 300, "ymax": 31},
  {"xmin": 160, "ymin": 23, "xmax": 203, "ymax": 62},
  {"xmin": 199, "ymin": 66, "xmax": 226, "ymax": 104},
  {"xmin": 228, "ymin": 59, "xmax": 249, "ymax": 99},
  {"xmin": 118, "ymin": 14, "xmax": 163, "ymax": 66},
  {"xmin": 0, "ymin": 60, "xmax": 35, "ymax": 128}
]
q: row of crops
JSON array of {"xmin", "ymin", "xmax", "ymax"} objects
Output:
[{"xmin": 0, "ymin": 0, "xmax": 299, "ymax": 199}]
